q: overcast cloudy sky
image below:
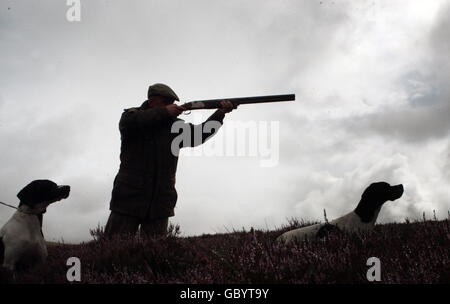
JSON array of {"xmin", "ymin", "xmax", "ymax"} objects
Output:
[{"xmin": 1, "ymin": 0, "xmax": 449, "ymax": 243}]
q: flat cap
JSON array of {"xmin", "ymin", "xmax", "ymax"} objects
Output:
[{"xmin": 147, "ymin": 83, "xmax": 179, "ymax": 101}]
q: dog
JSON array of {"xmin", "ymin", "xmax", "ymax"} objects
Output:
[
  {"xmin": 277, "ymin": 182, "xmax": 404, "ymax": 244},
  {"xmin": 0, "ymin": 180, "xmax": 70, "ymax": 271}
]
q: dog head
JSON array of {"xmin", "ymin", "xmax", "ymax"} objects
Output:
[
  {"xmin": 17, "ymin": 180, "xmax": 70, "ymax": 214},
  {"xmin": 354, "ymin": 182, "xmax": 403, "ymax": 223}
]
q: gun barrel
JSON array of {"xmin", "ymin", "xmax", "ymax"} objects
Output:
[{"xmin": 181, "ymin": 94, "xmax": 295, "ymax": 110}]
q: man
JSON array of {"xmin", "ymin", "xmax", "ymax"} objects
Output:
[{"xmin": 105, "ymin": 83, "xmax": 235, "ymax": 238}]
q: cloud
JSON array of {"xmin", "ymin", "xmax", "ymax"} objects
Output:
[
  {"xmin": 430, "ymin": 3, "xmax": 450, "ymax": 65},
  {"xmin": 443, "ymin": 144, "xmax": 450, "ymax": 181},
  {"xmin": 340, "ymin": 102, "xmax": 450, "ymax": 143},
  {"xmin": 337, "ymin": 3, "xmax": 450, "ymax": 144},
  {"xmin": 271, "ymin": 1, "xmax": 450, "ymax": 224}
]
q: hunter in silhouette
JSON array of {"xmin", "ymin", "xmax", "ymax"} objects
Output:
[{"xmin": 105, "ymin": 83, "xmax": 236, "ymax": 238}]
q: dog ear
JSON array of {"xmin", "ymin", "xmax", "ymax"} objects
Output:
[
  {"xmin": 17, "ymin": 180, "xmax": 54, "ymax": 205},
  {"xmin": 17, "ymin": 184, "xmax": 34, "ymax": 204}
]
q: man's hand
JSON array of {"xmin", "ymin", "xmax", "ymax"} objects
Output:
[
  {"xmin": 166, "ymin": 104, "xmax": 186, "ymax": 117},
  {"xmin": 218, "ymin": 100, "xmax": 237, "ymax": 114}
]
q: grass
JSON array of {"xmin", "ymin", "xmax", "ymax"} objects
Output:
[{"xmin": 1, "ymin": 218, "xmax": 449, "ymax": 284}]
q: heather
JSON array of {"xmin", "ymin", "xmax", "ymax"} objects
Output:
[{"xmin": 2, "ymin": 218, "xmax": 449, "ymax": 283}]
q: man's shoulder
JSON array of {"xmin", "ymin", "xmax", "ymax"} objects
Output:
[
  {"xmin": 123, "ymin": 107, "xmax": 140, "ymax": 113},
  {"xmin": 120, "ymin": 107, "xmax": 142, "ymax": 119}
]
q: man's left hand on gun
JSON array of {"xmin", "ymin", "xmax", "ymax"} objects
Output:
[{"xmin": 218, "ymin": 100, "xmax": 238, "ymax": 114}]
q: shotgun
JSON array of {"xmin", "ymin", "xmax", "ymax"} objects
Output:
[{"xmin": 180, "ymin": 94, "xmax": 295, "ymax": 111}]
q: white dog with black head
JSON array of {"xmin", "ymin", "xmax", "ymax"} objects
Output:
[
  {"xmin": 0, "ymin": 180, "xmax": 70, "ymax": 271},
  {"xmin": 277, "ymin": 182, "xmax": 404, "ymax": 244}
]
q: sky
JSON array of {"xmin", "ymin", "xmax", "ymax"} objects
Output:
[{"xmin": 0, "ymin": 0, "xmax": 449, "ymax": 243}]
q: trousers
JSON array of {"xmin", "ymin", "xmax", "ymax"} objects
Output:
[{"xmin": 104, "ymin": 211, "xmax": 169, "ymax": 238}]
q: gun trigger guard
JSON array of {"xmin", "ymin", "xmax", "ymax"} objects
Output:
[{"xmin": 183, "ymin": 110, "xmax": 191, "ymax": 115}]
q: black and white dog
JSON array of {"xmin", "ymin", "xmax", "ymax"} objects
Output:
[
  {"xmin": 277, "ymin": 182, "xmax": 404, "ymax": 244},
  {"xmin": 0, "ymin": 180, "xmax": 70, "ymax": 271}
]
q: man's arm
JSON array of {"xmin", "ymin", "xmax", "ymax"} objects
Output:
[
  {"xmin": 180, "ymin": 110, "xmax": 225, "ymax": 148},
  {"xmin": 180, "ymin": 100, "xmax": 235, "ymax": 148}
]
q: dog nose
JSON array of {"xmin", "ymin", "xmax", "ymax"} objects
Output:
[
  {"xmin": 58, "ymin": 185, "xmax": 71, "ymax": 198},
  {"xmin": 391, "ymin": 184, "xmax": 404, "ymax": 200}
]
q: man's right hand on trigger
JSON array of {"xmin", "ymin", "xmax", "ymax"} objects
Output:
[{"xmin": 166, "ymin": 104, "xmax": 185, "ymax": 117}]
